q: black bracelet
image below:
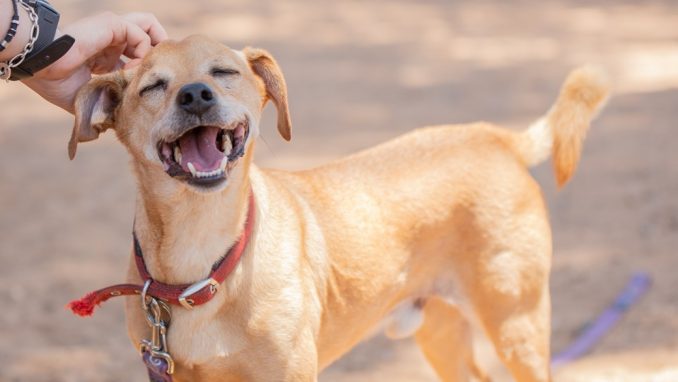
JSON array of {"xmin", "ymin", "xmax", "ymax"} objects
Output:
[{"xmin": 0, "ymin": 0, "xmax": 20, "ymax": 52}]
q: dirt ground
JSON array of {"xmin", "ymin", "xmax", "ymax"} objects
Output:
[{"xmin": 1, "ymin": 0, "xmax": 677, "ymax": 381}]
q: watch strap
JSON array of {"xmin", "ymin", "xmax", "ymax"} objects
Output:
[{"xmin": 9, "ymin": 34, "xmax": 74, "ymax": 81}]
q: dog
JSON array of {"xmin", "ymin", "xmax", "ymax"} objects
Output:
[{"xmin": 67, "ymin": 35, "xmax": 608, "ymax": 381}]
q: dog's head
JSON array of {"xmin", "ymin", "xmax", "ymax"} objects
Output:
[{"xmin": 69, "ymin": 35, "xmax": 291, "ymax": 192}]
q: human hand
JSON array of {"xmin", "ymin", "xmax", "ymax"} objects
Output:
[{"xmin": 21, "ymin": 12, "xmax": 168, "ymax": 113}]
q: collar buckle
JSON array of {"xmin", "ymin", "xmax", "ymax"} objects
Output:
[{"xmin": 178, "ymin": 277, "xmax": 219, "ymax": 309}]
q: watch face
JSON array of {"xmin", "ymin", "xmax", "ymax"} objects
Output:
[
  {"xmin": 36, "ymin": 1, "xmax": 59, "ymax": 21},
  {"xmin": 31, "ymin": 1, "xmax": 60, "ymax": 54}
]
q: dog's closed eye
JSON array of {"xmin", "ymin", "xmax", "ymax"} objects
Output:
[
  {"xmin": 211, "ymin": 68, "xmax": 240, "ymax": 77},
  {"xmin": 139, "ymin": 79, "xmax": 168, "ymax": 96}
]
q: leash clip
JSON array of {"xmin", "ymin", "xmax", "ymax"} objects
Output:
[{"xmin": 139, "ymin": 280, "xmax": 175, "ymax": 376}]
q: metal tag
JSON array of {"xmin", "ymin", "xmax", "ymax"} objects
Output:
[{"xmin": 143, "ymin": 351, "xmax": 173, "ymax": 382}]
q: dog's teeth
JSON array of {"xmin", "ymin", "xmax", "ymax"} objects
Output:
[
  {"xmin": 161, "ymin": 143, "xmax": 172, "ymax": 159},
  {"xmin": 222, "ymin": 133, "xmax": 232, "ymax": 155},
  {"xmin": 188, "ymin": 164, "xmax": 227, "ymax": 179},
  {"xmin": 187, "ymin": 162, "xmax": 197, "ymax": 177},
  {"xmin": 174, "ymin": 146, "xmax": 182, "ymax": 164}
]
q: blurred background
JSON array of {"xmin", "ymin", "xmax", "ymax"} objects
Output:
[{"xmin": 1, "ymin": 0, "xmax": 677, "ymax": 381}]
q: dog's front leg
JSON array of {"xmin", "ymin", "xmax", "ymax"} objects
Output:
[{"xmin": 247, "ymin": 326, "xmax": 319, "ymax": 382}]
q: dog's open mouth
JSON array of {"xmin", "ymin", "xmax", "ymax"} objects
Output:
[{"xmin": 157, "ymin": 120, "xmax": 249, "ymax": 187}]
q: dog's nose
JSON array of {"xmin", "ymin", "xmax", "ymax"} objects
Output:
[{"xmin": 177, "ymin": 83, "xmax": 216, "ymax": 115}]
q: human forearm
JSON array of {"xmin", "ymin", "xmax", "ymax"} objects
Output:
[{"xmin": 0, "ymin": 0, "xmax": 32, "ymax": 61}]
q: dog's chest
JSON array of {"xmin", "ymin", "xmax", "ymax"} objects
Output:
[{"xmin": 167, "ymin": 307, "xmax": 248, "ymax": 367}]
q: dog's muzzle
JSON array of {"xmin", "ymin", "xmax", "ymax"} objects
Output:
[{"xmin": 157, "ymin": 120, "xmax": 250, "ymax": 188}]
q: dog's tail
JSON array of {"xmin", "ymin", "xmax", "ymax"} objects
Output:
[{"xmin": 516, "ymin": 66, "xmax": 609, "ymax": 187}]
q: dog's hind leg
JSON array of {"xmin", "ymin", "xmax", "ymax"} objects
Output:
[
  {"xmin": 470, "ymin": 278, "xmax": 551, "ymax": 382},
  {"xmin": 414, "ymin": 297, "xmax": 488, "ymax": 382},
  {"xmin": 463, "ymin": 226, "xmax": 553, "ymax": 382}
]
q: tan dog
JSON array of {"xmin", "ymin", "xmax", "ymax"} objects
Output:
[{"xmin": 68, "ymin": 35, "xmax": 608, "ymax": 381}]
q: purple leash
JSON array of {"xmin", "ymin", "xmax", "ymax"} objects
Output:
[{"xmin": 551, "ymin": 272, "xmax": 651, "ymax": 368}]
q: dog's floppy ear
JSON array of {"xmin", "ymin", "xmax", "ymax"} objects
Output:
[
  {"xmin": 243, "ymin": 47, "xmax": 292, "ymax": 141},
  {"xmin": 68, "ymin": 72, "xmax": 127, "ymax": 159}
]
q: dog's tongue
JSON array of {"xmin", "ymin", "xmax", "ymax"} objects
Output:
[{"xmin": 178, "ymin": 126, "xmax": 224, "ymax": 172}]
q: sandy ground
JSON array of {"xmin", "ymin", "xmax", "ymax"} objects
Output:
[{"xmin": 1, "ymin": 0, "xmax": 677, "ymax": 381}]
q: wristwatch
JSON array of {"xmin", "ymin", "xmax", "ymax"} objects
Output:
[{"xmin": 9, "ymin": 0, "xmax": 75, "ymax": 81}]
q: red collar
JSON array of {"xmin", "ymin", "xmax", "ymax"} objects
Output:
[{"xmin": 69, "ymin": 192, "xmax": 256, "ymax": 316}]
